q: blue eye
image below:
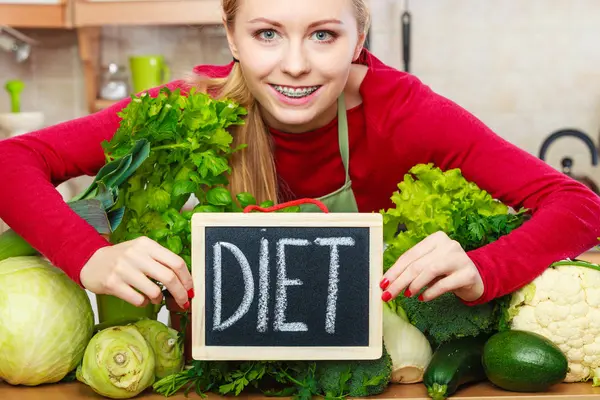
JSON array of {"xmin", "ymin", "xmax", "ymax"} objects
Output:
[
  {"xmin": 257, "ymin": 29, "xmax": 278, "ymax": 41},
  {"xmin": 311, "ymin": 31, "xmax": 335, "ymax": 42}
]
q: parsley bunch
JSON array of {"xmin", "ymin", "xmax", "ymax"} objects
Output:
[
  {"xmin": 153, "ymin": 352, "xmax": 392, "ymax": 399},
  {"xmin": 102, "ymin": 87, "xmax": 253, "ymax": 268}
]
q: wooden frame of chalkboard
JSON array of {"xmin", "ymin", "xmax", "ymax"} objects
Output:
[{"xmin": 190, "ymin": 212, "xmax": 383, "ymax": 361}]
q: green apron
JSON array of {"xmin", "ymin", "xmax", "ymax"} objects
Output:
[{"xmin": 299, "ymin": 94, "xmax": 359, "ymax": 213}]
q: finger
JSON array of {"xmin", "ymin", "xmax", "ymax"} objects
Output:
[
  {"xmin": 120, "ymin": 267, "xmax": 164, "ymax": 305},
  {"xmin": 139, "ymin": 257, "xmax": 189, "ymax": 308},
  {"xmin": 143, "ymin": 237, "xmax": 194, "ymax": 291},
  {"xmin": 427, "ymin": 276, "xmax": 443, "ymax": 288},
  {"xmin": 381, "ymin": 233, "xmax": 439, "ymax": 287},
  {"xmin": 110, "ymin": 282, "xmax": 149, "ymax": 308},
  {"xmin": 420, "ymin": 270, "xmax": 473, "ymax": 302},
  {"xmin": 384, "ymin": 255, "xmax": 433, "ymax": 301},
  {"xmin": 407, "ymin": 255, "xmax": 460, "ymax": 298}
]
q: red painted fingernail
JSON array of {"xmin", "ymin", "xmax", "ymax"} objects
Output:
[
  {"xmin": 381, "ymin": 291, "xmax": 392, "ymax": 302},
  {"xmin": 379, "ymin": 278, "xmax": 389, "ymax": 290},
  {"xmin": 418, "ymin": 294, "xmax": 424, "ymax": 301},
  {"xmin": 404, "ymin": 289, "xmax": 412, "ymax": 297},
  {"xmin": 183, "ymin": 301, "xmax": 190, "ymax": 310},
  {"xmin": 188, "ymin": 288, "xmax": 195, "ymax": 299}
]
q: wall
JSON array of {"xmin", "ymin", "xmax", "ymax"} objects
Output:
[{"xmin": 369, "ymin": 0, "xmax": 600, "ymax": 183}]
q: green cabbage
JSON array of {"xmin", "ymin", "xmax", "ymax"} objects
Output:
[{"xmin": 0, "ymin": 256, "xmax": 94, "ymax": 385}]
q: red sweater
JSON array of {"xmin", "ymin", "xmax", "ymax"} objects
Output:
[{"xmin": 1, "ymin": 51, "xmax": 599, "ymax": 305}]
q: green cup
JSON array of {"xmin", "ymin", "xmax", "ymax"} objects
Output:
[{"xmin": 129, "ymin": 55, "xmax": 171, "ymax": 93}]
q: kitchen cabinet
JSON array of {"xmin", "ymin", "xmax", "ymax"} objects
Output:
[
  {"xmin": 0, "ymin": 0, "xmax": 222, "ymax": 28},
  {"xmin": 73, "ymin": 0, "xmax": 222, "ymax": 27},
  {"xmin": 0, "ymin": 0, "xmax": 73, "ymax": 28}
]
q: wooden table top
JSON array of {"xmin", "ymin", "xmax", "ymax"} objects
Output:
[{"xmin": 1, "ymin": 381, "xmax": 600, "ymax": 400}]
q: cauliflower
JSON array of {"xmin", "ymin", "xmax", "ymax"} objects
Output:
[{"xmin": 505, "ymin": 260, "xmax": 600, "ymax": 383}]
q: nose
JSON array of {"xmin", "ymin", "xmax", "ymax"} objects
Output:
[{"xmin": 280, "ymin": 41, "xmax": 310, "ymax": 77}]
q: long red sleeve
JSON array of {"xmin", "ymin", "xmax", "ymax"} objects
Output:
[
  {"xmin": 267, "ymin": 50, "xmax": 600, "ymax": 305},
  {"xmin": 382, "ymin": 78, "xmax": 600, "ymax": 304},
  {"xmin": 0, "ymin": 82, "xmax": 184, "ymax": 285}
]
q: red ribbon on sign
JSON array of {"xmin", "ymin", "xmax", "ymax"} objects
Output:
[{"xmin": 242, "ymin": 198, "xmax": 329, "ymax": 214}]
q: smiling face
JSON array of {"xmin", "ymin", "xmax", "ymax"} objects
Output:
[{"xmin": 224, "ymin": 0, "xmax": 365, "ymax": 133}]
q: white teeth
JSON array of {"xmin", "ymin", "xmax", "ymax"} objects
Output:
[{"xmin": 273, "ymin": 85, "xmax": 320, "ymax": 98}]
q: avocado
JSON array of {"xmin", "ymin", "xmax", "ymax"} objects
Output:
[{"xmin": 482, "ymin": 330, "xmax": 568, "ymax": 392}]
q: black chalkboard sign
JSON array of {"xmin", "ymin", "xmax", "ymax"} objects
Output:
[{"xmin": 190, "ymin": 213, "xmax": 383, "ymax": 361}]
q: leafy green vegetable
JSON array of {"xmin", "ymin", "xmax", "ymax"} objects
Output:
[
  {"xmin": 103, "ymin": 87, "xmax": 248, "ymax": 268},
  {"xmin": 380, "ymin": 163, "xmax": 530, "ymax": 348},
  {"xmin": 153, "ymin": 353, "xmax": 392, "ymax": 400}
]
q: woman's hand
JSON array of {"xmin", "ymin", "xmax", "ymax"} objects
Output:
[
  {"xmin": 80, "ymin": 236, "xmax": 194, "ymax": 309},
  {"xmin": 380, "ymin": 231, "xmax": 484, "ymax": 303}
]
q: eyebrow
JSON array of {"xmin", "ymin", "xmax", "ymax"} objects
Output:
[{"xmin": 247, "ymin": 18, "xmax": 343, "ymax": 28}]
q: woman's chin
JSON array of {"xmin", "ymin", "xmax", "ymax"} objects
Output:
[{"xmin": 268, "ymin": 110, "xmax": 319, "ymax": 132}]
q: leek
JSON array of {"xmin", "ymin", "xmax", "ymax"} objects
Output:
[
  {"xmin": 383, "ymin": 301, "xmax": 433, "ymax": 384},
  {"xmin": 0, "ymin": 229, "xmax": 38, "ymax": 261},
  {"xmin": 0, "ymin": 140, "xmax": 150, "ymax": 262}
]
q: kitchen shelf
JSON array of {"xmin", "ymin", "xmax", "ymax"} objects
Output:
[
  {"xmin": 0, "ymin": 1, "xmax": 72, "ymax": 28},
  {"xmin": 73, "ymin": 0, "xmax": 222, "ymax": 26},
  {"xmin": 94, "ymin": 98, "xmax": 120, "ymax": 111},
  {"xmin": 579, "ymin": 250, "xmax": 600, "ymax": 265}
]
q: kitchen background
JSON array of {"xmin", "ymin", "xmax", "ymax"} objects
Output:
[
  {"xmin": 1, "ymin": 0, "xmax": 599, "ymax": 322},
  {"xmin": 0, "ymin": 0, "xmax": 600, "ymax": 195},
  {"xmin": 1, "ymin": 0, "xmax": 600, "ymax": 193}
]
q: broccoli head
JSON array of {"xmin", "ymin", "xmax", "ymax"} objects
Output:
[
  {"xmin": 315, "ymin": 346, "xmax": 392, "ymax": 398},
  {"xmin": 395, "ymin": 292, "xmax": 508, "ymax": 349}
]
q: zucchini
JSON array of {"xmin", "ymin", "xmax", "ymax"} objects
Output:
[
  {"xmin": 483, "ymin": 330, "xmax": 568, "ymax": 392},
  {"xmin": 423, "ymin": 335, "xmax": 488, "ymax": 400}
]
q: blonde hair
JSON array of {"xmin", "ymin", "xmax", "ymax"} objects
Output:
[{"xmin": 193, "ymin": 0, "xmax": 371, "ymax": 204}]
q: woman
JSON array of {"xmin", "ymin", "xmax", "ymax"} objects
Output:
[{"xmin": 0, "ymin": 0, "xmax": 599, "ymax": 312}]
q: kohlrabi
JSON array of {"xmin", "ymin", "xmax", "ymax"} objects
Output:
[
  {"xmin": 133, "ymin": 319, "xmax": 184, "ymax": 379},
  {"xmin": 77, "ymin": 325, "xmax": 155, "ymax": 399}
]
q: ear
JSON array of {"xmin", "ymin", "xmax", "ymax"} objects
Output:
[
  {"xmin": 352, "ymin": 32, "xmax": 366, "ymax": 61},
  {"xmin": 223, "ymin": 17, "xmax": 240, "ymax": 60}
]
